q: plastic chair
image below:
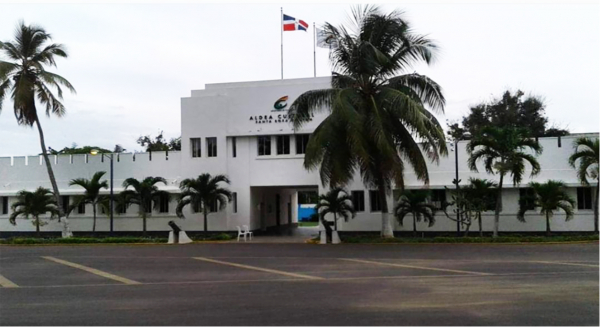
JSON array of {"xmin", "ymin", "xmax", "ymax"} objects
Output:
[
  {"xmin": 243, "ymin": 225, "xmax": 253, "ymax": 241},
  {"xmin": 236, "ymin": 226, "xmax": 248, "ymax": 242}
]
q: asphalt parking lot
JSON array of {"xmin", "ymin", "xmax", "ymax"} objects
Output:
[{"xmin": 0, "ymin": 242, "xmax": 598, "ymax": 326}]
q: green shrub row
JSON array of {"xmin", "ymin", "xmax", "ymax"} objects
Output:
[
  {"xmin": 0, "ymin": 233, "xmax": 234, "ymax": 245},
  {"xmin": 341, "ymin": 234, "xmax": 599, "ymax": 244}
]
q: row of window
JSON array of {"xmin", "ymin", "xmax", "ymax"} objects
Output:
[
  {"xmin": 190, "ymin": 137, "xmax": 217, "ymax": 158},
  {"xmin": 258, "ymin": 134, "xmax": 309, "ymax": 156},
  {"xmin": 349, "ymin": 187, "xmax": 595, "ymax": 213},
  {"xmin": 189, "ymin": 135, "xmax": 311, "ymax": 158},
  {"xmin": 0, "ymin": 193, "xmax": 238, "ymax": 216}
]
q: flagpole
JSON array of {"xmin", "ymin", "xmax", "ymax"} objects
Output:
[
  {"xmin": 280, "ymin": 7, "xmax": 283, "ymax": 80},
  {"xmin": 313, "ymin": 22, "xmax": 316, "ymax": 78}
]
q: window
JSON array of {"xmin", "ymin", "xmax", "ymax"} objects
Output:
[
  {"xmin": 77, "ymin": 201, "xmax": 86, "ymax": 214},
  {"xmin": 430, "ymin": 190, "xmax": 446, "ymax": 210},
  {"xmin": 209, "ymin": 199, "xmax": 218, "ymax": 213},
  {"xmin": 2, "ymin": 197, "xmax": 8, "ymax": 215},
  {"xmin": 145, "ymin": 198, "xmax": 152, "ymax": 214},
  {"xmin": 117, "ymin": 202, "xmax": 127, "ymax": 214},
  {"xmin": 277, "ymin": 135, "xmax": 290, "ymax": 155},
  {"xmin": 351, "ymin": 191, "xmax": 365, "ymax": 212},
  {"xmin": 61, "ymin": 196, "xmax": 69, "ymax": 212},
  {"xmin": 207, "ymin": 137, "xmax": 217, "ymax": 157},
  {"xmin": 192, "ymin": 200, "xmax": 200, "ymax": 213},
  {"xmin": 258, "ymin": 136, "xmax": 271, "ymax": 156},
  {"xmin": 295, "ymin": 134, "xmax": 310, "ymax": 154},
  {"xmin": 369, "ymin": 190, "xmax": 381, "ymax": 212},
  {"xmin": 159, "ymin": 194, "xmax": 169, "ymax": 213},
  {"xmin": 519, "ymin": 188, "xmax": 536, "ymax": 210},
  {"xmin": 578, "ymin": 187, "xmax": 593, "ymax": 210},
  {"xmin": 233, "ymin": 192, "xmax": 237, "ymax": 213},
  {"xmin": 232, "ymin": 137, "xmax": 237, "ymax": 158},
  {"xmin": 191, "ymin": 138, "xmax": 201, "ymax": 158}
]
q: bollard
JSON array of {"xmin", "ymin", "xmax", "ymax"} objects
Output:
[{"xmin": 168, "ymin": 221, "xmax": 182, "ymax": 244}]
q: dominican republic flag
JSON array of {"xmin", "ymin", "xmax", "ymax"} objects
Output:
[{"xmin": 283, "ymin": 14, "xmax": 308, "ymax": 31}]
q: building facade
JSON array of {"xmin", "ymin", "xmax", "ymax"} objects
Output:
[{"xmin": 0, "ymin": 77, "xmax": 597, "ymax": 234}]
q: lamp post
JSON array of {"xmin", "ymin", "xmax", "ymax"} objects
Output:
[
  {"xmin": 452, "ymin": 133, "xmax": 471, "ymax": 237},
  {"xmin": 90, "ymin": 150, "xmax": 114, "ymax": 235}
]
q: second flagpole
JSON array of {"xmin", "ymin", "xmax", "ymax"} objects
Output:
[{"xmin": 313, "ymin": 22, "xmax": 316, "ymax": 77}]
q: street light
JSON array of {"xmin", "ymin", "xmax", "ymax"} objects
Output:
[
  {"xmin": 451, "ymin": 132, "xmax": 471, "ymax": 237},
  {"xmin": 90, "ymin": 149, "xmax": 115, "ymax": 236}
]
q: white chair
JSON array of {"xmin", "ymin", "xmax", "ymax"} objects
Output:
[
  {"xmin": 243, "ymin": 225, "xmax": 253, "ymax": 241},
  {"xmin": 237, "ymin": 226, "xmax": 252, "ymax": 242}
]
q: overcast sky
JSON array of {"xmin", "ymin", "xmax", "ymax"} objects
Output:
[{"xmin": 1, "ymin": 2, "xmax": 598, "ymax": 156}]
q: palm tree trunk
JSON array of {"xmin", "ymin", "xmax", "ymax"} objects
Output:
[
  {"xmin": 493, "ymin": 173, "xmax": 504, "ymax": 238},
  {"xmin": 379, "ymin": 183, "xmax": 393, "ymax": 238},
  {"xmin": 334, "ymin": 213, "xmax": 338, "ymax": 231},
  {"xmin": 478, "ymin": 212, "xmax": 483, "ymax": 237},
  {"xmin": 35, "ymin": 117, "xmax": 71, "ymax": 238},
  {"xmin": 412, "ymin": 213, "xmax": 417, "ymax": 237},
  {"xmin": 545, "ymin": 212, "xmax": 551, "ymax": 236},
  {"xmin": 595, "ymin": 181, "xmax": 599, "ymax": 233},
  {"xmin": 141, "ymin": 209, "xmax": 147, "ymax": 237},
  {"xmin": 35, "ymin": 216, "xmax": 40, "ymax": 238},
  {"xmin": 203, "ymin": 206, "xmax": 208, "ymax": 233},
  {"xmin": 92, "ymin": 203, "xmax": 97, "ymax": 235}
]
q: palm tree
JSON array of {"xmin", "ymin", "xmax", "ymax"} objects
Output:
[
  {"xmin": 175, "ymin": 174, "xmax": 232, "ymax": 233},
  {"xmin": 315, "ymin": 188, "xmax": 356, "ymax": 231},
  {"xmin": 467, "ymin": 178, "xmax": 497, "ymax": 237},
  {"xmin": 0, "ymin": 21, "xmax": 76, "ymax": 237},
  {"xmin": 9, "ymin": 187, "xmax": 59, "ymax": 237},
  {"xmin": 289, "ymin": 6, "xmax": 447, "ymax": 238},
  {"xmin": 69, "ymin": 171, "xmax": 108, "ymax": 234},
  {"xmin": 568, "ymin": 137, "xmax": 599, "ymax": 233},
  {"xmin": 518, "ymin": 180, "xmax": 575, "ymax": 236},
  {"xmin": 394, "ymin": 190, "xmax": 437, "ymax": 237},
  {"xmin": 467, "ymin": 127, "xmax": 542, "ymax": 238},
  {"xmin": 120, "ymin": 176, "xmax": 170, "ymax": 236}
]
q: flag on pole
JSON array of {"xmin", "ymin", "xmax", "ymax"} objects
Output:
[
  {"xmin": 316, "ymin": 28, "xmax": 338, "ymax": 48},
  {"xmin": 283, "ymin": 14, "xmax": 309, "ymax": 31}
]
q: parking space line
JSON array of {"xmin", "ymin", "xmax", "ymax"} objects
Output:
[
  {"xmin": 42, "ymin": 256, "xmax": 141, "ymax": 285},
  {"xmin": 193, "ymin": 257, "xmax": 323, "ymax": 280},
  {"xmin": 530, "ymin": 260, "xmax": 600, "ymax": 268},
  {"xmin": 0, "ymin": 274, "xmax": 19, "ymax": 288},
  {"xmin": 340, "ymin": 258, "xmax": 492, "ymax": 276}
]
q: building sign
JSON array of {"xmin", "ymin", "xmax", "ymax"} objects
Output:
[{"xmin": 249, "ymin": 95, "xmax": 314, "ymax": 124}]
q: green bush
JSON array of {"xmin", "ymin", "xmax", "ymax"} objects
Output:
[
  {"xmin": 341, "ymin": 234, "xmax": 599, "ymax": 244},
  {"xmin": 0, "ymin": 237, "xmax": 167, "ymax": 245}
]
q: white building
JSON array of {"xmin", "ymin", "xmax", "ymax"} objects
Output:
[{"xmin": 0, "ymin": 77, "xmax": 597, "ymax": 234}]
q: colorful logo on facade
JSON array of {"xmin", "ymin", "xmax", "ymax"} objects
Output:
[{"xmin": 274, "ymin": 96, "xmax": 288, "ymax": 110}]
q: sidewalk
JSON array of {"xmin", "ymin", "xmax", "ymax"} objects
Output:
[{"xmin": 241, "ymin": 227, "xmax": 319, "ymax": 243}]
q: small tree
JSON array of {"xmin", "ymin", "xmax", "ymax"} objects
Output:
[
  {"xmin": 315, "ymin": 188, "xmax": 356, "ymax": 231},
  {"xmin": 394, "ymin": 190, "xmax": 437, "ymax": 237},
  {"xmin": 467, "ymin": 178, "xmax": 497, "ymax": 237},
  {"xmin": 10, "ymin": 187, "xmax": 59, "ymax": 237},
  {"xmin": 69, "ymin": 171, "xmax": 108, "ymax": 234},
  {"xmin": 568, "ymin": 137, "xmax": 599, "ymax": 233},
  {"xmin": 175, "ymin": 174, "xmax": 232, "ymax": 233},
  {"xmin": 518, "ymin": 180, "xmax": 575, "ymax": 236},
  {"xmin": 120, "ymin": 177, "xmax": 170, "ymax": 236},
  {"xmin": 137, "ymin": 131, "xmax": 181, "ymax": 152}
]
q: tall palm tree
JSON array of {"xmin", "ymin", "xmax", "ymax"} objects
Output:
[
  {"xmin": 467, "ymin": 127, "xmax": 542, "ymax": 238},
  {"xmin": 289, "ymin": 6, "xmax": 447, "ymax": 238},
  {"xmin": 315, "ymin": 188, "xmax": 356, "ymax": 231},
  {"xmin": 518, "ymin": 180, "xmax": 575, "ymax": 236},
  {"xmin": 0, "ymin": 21, "xmax": 76, "ymax": 237},
  {"xmin": 120, "ymin": 176, "xmax": 169, "ymax": 236},
  {"xmin": 394, "ymin": 190, "xmax": 437, "ymax": 236},
  {"xmin": 568, "ymin": 137, "xmax": 599, "ymax": 233},
  {"xmin": 9, "ymin": 187, "xmax": 59, "ymax": 237},
  {"xmin": 69, "ymin": 171, "xmax": 109, "ymax": 234},
  {"xmin": 175, "ymin": 173, "xmax": 232, "ymax": 233},
  {"xmin": 467, "ymin": 178, "xmax": 497, "ymax": 237}
]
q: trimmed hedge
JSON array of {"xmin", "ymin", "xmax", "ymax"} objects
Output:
[
  {"xmin": 0, "ymin": 233, "xmax": 234, "ymax": 245},
  {"xmin": 341, "ymin": 234, "xmax": 599, "ymax": 244}
]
